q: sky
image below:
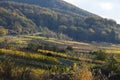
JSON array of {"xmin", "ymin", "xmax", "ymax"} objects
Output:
[{"xmin": 63, "ymin": 0, "xmax": 120, "ymax": 24}]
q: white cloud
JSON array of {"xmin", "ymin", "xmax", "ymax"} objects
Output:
[
  {"xmin": 99, "ymin": 3, "xmax": 113, "ymax": 10},
  {"xmin": 63, "ymin": 0, "xmax": 120, "ymax": 23}
]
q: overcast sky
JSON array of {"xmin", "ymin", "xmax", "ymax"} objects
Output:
[{"xmin": 63, "ymin": 0, "xmax": 120, "ymax": 24}]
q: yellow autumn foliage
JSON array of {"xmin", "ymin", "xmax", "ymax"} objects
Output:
[{"xmin": 72, "ymin": 66, "xmax": 93, "ymax": 80}]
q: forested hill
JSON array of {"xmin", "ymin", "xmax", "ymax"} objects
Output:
[
  {"xmin": 0, "ymin": 0, "xmax": 120, "ymax": 43},
  {"xmin": 2, "ymin": 0, "xmax": 96, "ymax": 17}
]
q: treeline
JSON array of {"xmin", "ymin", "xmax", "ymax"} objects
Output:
[{"xmin": 2, "ymin": 0, "xmax": 95, "ymax": 17}]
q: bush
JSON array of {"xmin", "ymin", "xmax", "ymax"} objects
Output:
[
  {"xmin": 92, "ymin": 50, "xmax": 107, "ymax": 61},
  {"xmin": 72, "ymin": 64, "xmax": 93, "ymax": 80},
  {"xmin": 0, "ymin": 58, "xmax": 33, "ymax": 80},
  {"xmin": 0, "ymin": 26, "xmax": 8, "ymax": 36},
  {"xmin": 72, "ymin": 66, "xmax": 93, "ymax": 80},
  {"xmin": 52, "ymin": 73, "xmax": 71, "ymax": 80},
  {"xmin": 66, "ymin": 46, "xmax": 73, "ymax": 51},
  {"xmin": 27, "ymin": 42, "xmax": 40, "ymax": 51},
  {"xmin": 92, "ymin": 68, "xmax": 108, "ymax": 80},
  {"xmin": 103, "ymin": 56, "xmax": 120, "ymax": 80}
]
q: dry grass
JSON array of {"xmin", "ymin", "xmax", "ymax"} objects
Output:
[
  {"xmin": 104, "ymin": 49, "xmax": 120, "ymax": 54},
  {"xmin": 38, "ymin": 49, "xmax": 105, "ymax": 64},
  {"xmin": 0, "ymin": 49, "xmax": 60, "ymax": 63}
]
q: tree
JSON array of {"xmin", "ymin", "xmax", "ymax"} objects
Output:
[
  {"xmin": 0, "ymin": 26, "xmax": 8, "ymax": 36},
  {"xmin": 72, "ymin": 64, "xmax": 93, "ymax": 80},
  {"xmin": 92, "ymin": 50, "xmax": 107, "ymax": 61},
  {"xmin": 102, "ymin": 55, "xmax": 120, "ymax": 80},
  {"xmin": 66, "ymin": 46, "xmax": 73, "ymax": 51}
]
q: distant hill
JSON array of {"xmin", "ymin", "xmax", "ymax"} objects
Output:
[
  {"xmin": 0, "ymin": 0, "xmax": 120, "ymax": 43},
  {"xmin": 2, "ymin": 0, "xmax": 96, "ymax": 17}
]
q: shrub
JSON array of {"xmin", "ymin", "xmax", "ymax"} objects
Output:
[
  {"xmin": 0, "ymin": 57, "xmax": 34, "ymax": 80},
  {"xmin": 72, "ymin": 64, "xmax": 93, "ymax": 80},
  {"xmin": 27, "ymin": 42, "xmax": 40, "ymax": 51},
  {"xmin": 0, "ymin": 58, "xmax": 13, "ymax": 80},
  {"xmin": 0, "ymin": 26, "xmax": 8, "ymax": 36},
  {"xmin": 92, "ymin": 68, "xmax": 108, "ymax": 80},
  {"xmin": 92, "ymin": 50, "xmax": 107, "ymax": 61},
  {"xmin": 103, "ymin": 56, "xmax": 120, "ymax": 80},
  {"xmin": 72, "ymin": 67, "xmax": 93, "ymax": 80},
  {"xmin": 52, "ymin": 73, "xmax": 71, "ymax": 80},
  {"xmin": 66, "ymin": 46, "xmax": 73, "ymax": 51},
  {"xmin": 39, "ymin": 73, "xmax": 52, "ymax": 80}
]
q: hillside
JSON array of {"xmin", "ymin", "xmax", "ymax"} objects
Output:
[
  {"xmin": 0, "ymin": 35, "xmax": 120, "ymax": 80},
  {"xmin": 0, "ymin": 1, "xmax": 120, "ymax": 43},
  {"xmin": 0, "ymin": 0, "xmax": 120, "ymax": 79},
  {"xmin": 2, "ymin": 0, "xmax": 96, "ymax": 17}
]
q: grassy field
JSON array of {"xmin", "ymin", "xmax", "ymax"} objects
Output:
[
  {"xmin": 0, "ymin": 35, "xmax": 107, "ymax": 67},
  {"xmin": 0, "ymin": 35, "xmax": 120, "ymax": 80},
  {"xmin": 1, "ymin": 35, "xmax": 120, "ymax": 53}
]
